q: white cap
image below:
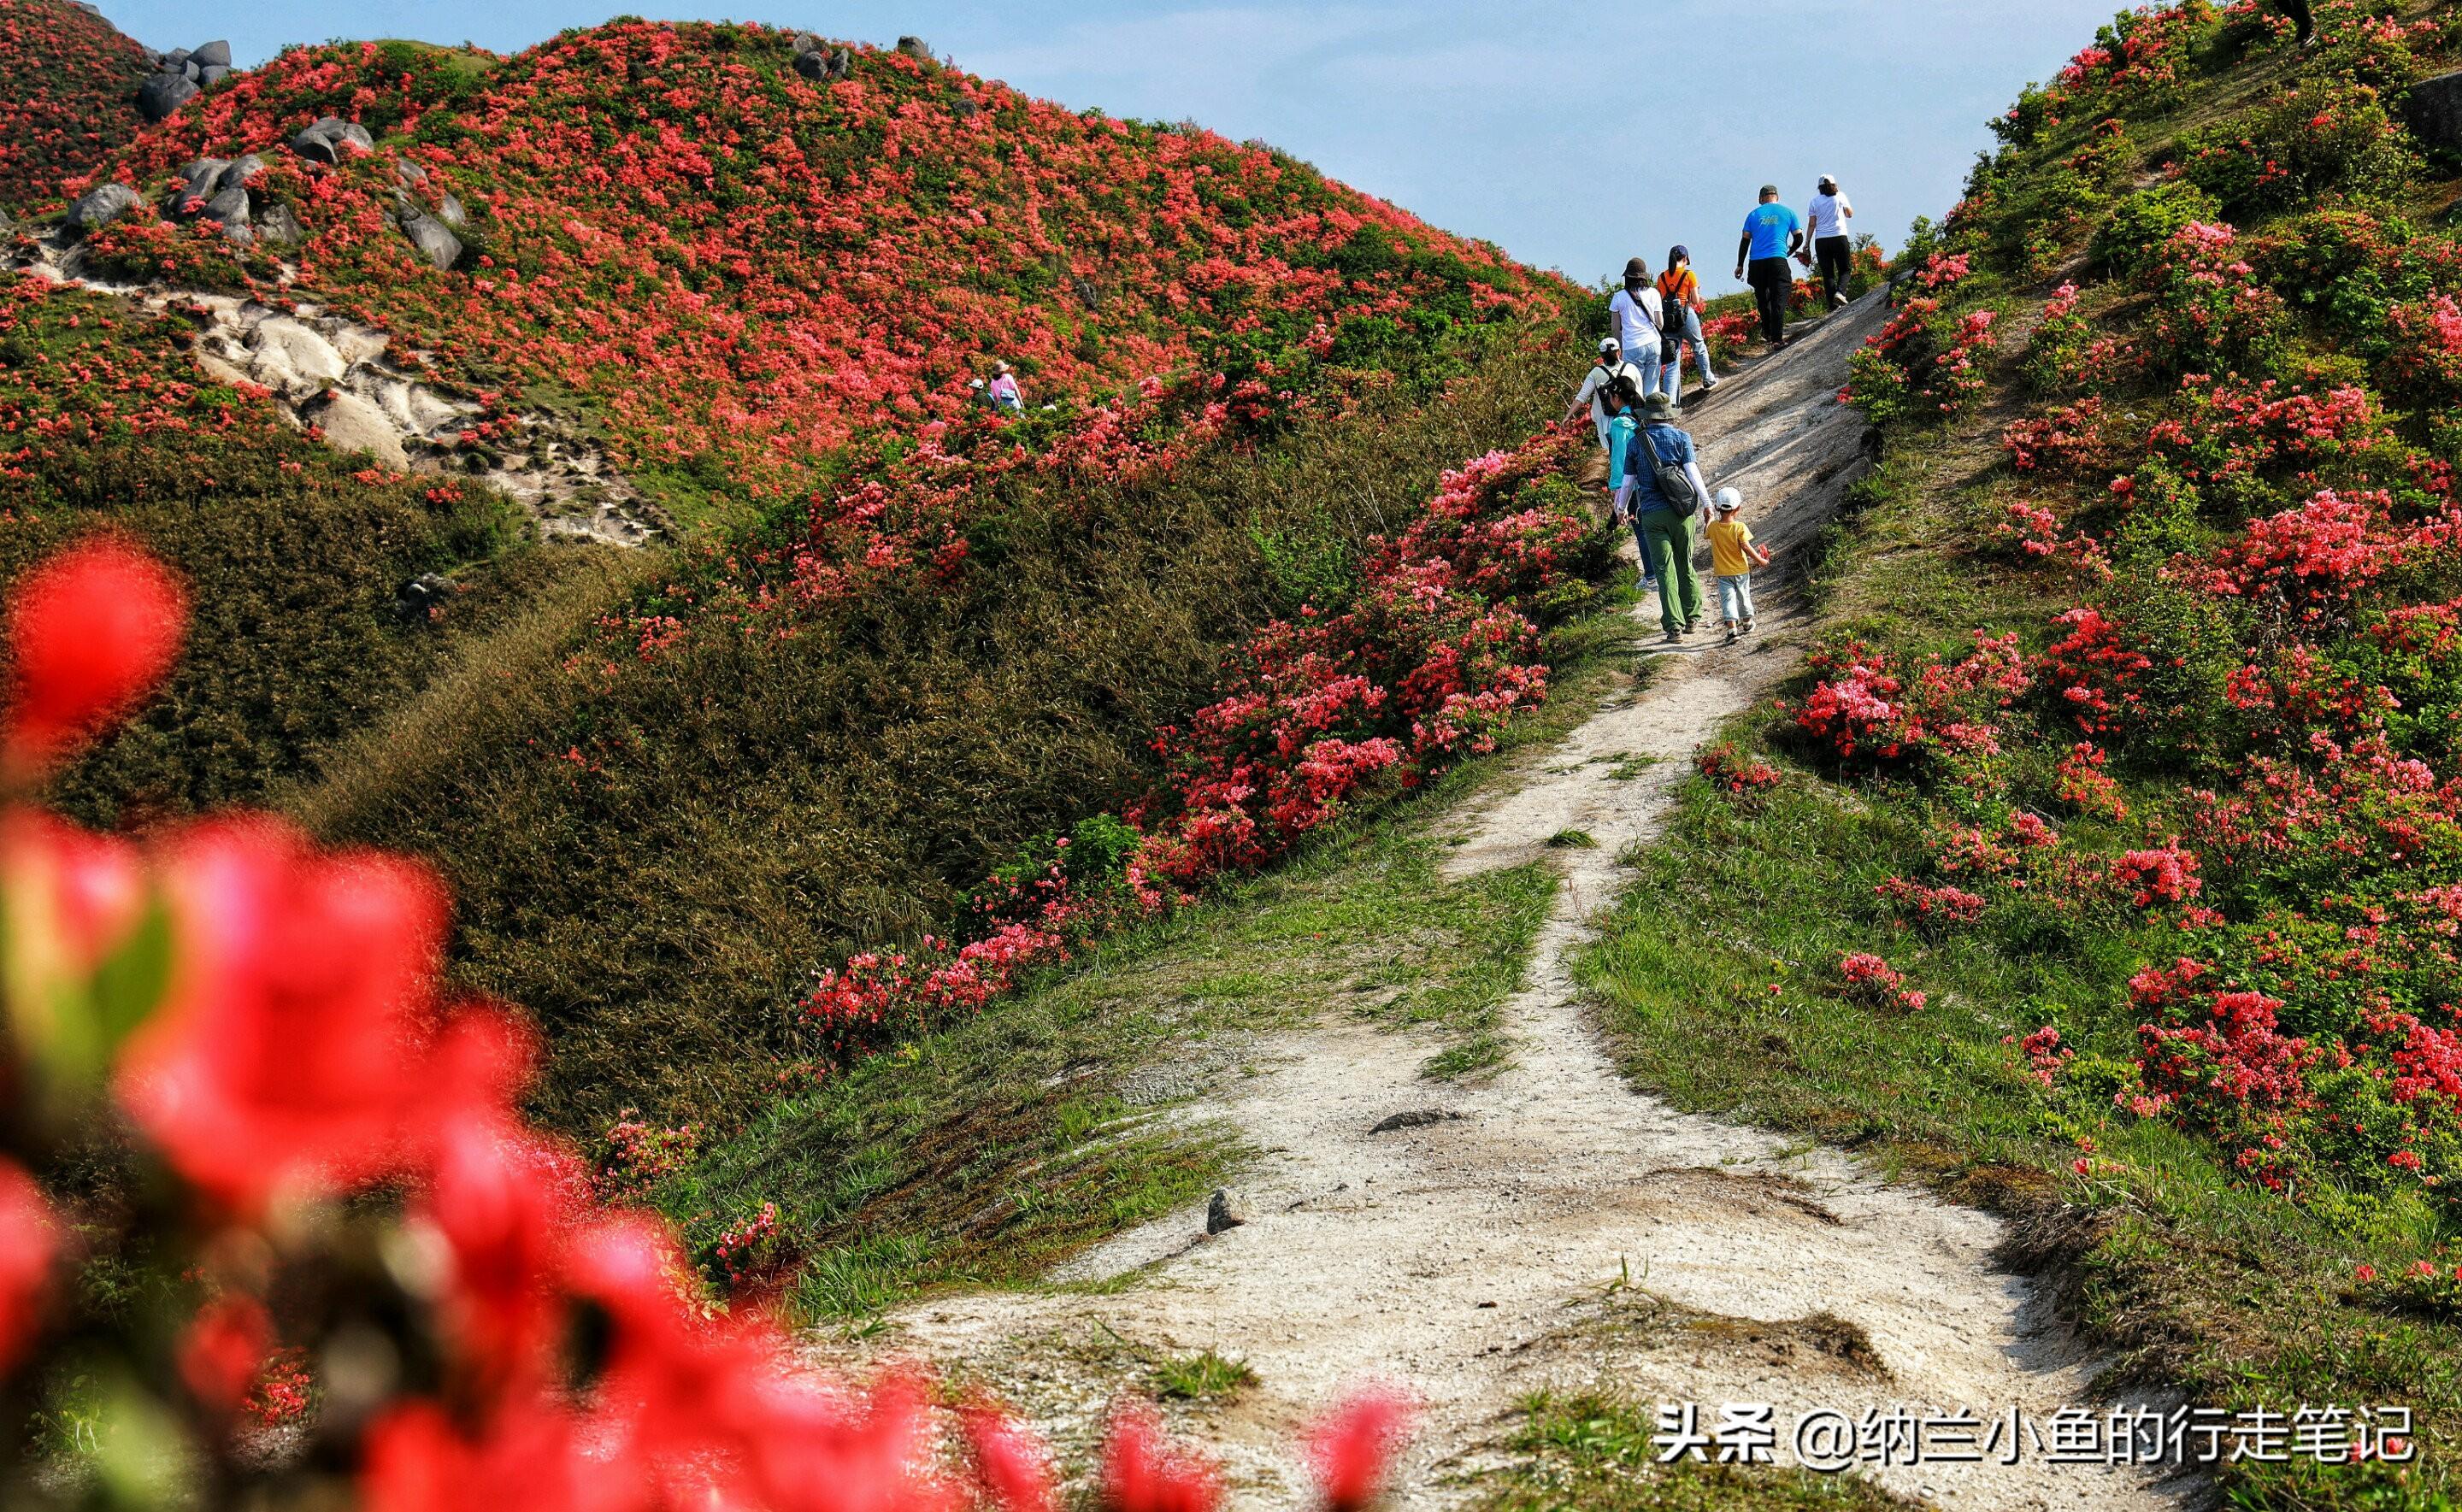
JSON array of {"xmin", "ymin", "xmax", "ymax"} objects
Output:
[
  {"xmin": 1713, "ymin": 487, "xmax": 1743, "ymax": 512},
  {"xmin": 1596, "ymin": 336, "xmax": 1620, "ymax": 353}
]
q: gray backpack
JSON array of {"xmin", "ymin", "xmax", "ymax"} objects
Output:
[{"xmin": 1633, "ymin": 425, "xmax": 1702, "ymax": 517}]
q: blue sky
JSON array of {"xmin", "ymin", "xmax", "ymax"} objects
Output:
[{"xmin": 97, "ymin": 0, "xmax": 2121, "ymax": 296}]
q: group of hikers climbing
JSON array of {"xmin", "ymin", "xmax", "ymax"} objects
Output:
[
  {"xmin": 1566, "ymin": 177, "xmax": 1857, "ymax": 644},
  {"xmin": 1588, "ymin": 376, "xmax": 1769, "ymax": 646}
]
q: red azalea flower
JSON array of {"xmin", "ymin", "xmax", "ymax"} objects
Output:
[
  {"xmin": 177, "ymin": 1293, "xmax": 273, "ymax": 1413},
  {"xmin": 1306, "ymin": 1390, "xmax": 1412, "ymax": 1511},
  {"xmin": 1101, "ymin": 1404, "xmax": 1221, "ymax": 1512},
  {"xmin": 0, "ymin": 1160, "xmax": 55, "ymax": 1374},
  {"xmin": 3, "ymin": 536, "xmax": 186, "ymax": 777},
  {"xmin": 113, "ymin": 817, "xmax": 467, "ymax": 1213},
  {"xmin": 965, "ymin": 1408, "xmax": 1057, "ymax": 1512},
  {"xmin": 417, "ymin": 1117, "xmax": 584, "ymax": 1392}
]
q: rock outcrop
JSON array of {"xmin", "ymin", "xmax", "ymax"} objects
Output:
[
  {"xmin": 790, "ymin": 34, "xmax": 854, "ymax": 82},
  {"xmin": 22, "ymin": 234, "xmax": 660, "ymax": 548},
  {"xmin": 2406, "ymin": 69, "xmax": 2462, "ymax": 160},
  {"xmin": 287, "ymin": 116, "xmax": 374, "ymax": 164},
  {"xmin": 136, "ymin": 40, "xmax": 233, "ymax": 122},
  {"xmin": 164, "ymin": 156, "xmax": 266, "ymax": 244},
  {"xmin": 65, "ymin": 182, "xmax": 135, "ymax": 232}
]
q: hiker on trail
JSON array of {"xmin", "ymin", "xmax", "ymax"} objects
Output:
[
  {"xmin": 1807, "ymin": 175, "xmax": 1855, "ymax": 310},
  {"xmin": 2274, "ymin": 0, "xmax": 2316, "ymax": 44},
  {"xmin": 987, "ymin": 360, "xmax": 1024, "ymax": 411},
  {"xmin": 1566, "ymin": 336, "xmax": 1644, "ymax": 451},
  {"xmin": 1607, "ymin": 257, "xmax": 1665, "ymax": 396},
  {"xmin": 1609, "ymin": 385, "xmax": 1710, "ymax": 644},
  {"xmin": 1655, "ymin": 246, "xmax": 1718, "ymax": 397},
  {"xmin": 1597, "ymin": 379, "xmax": 1658, "ymax": 591},
  {"xmin": 1735, "ymin": 185, "xmax": 1804, "ymax": 350},
  {"xmin": 1705, "ymin": 487, "xmax": 1773, "ymax": 644}
]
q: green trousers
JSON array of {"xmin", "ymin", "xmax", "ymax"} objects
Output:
[{"xmin": 1633, "ymin": 508, "xmax": 1701, "ymax": 633}]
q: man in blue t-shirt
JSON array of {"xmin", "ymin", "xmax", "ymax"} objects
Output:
[{"xmin": 1733, "ymin": 185, "xmax": 1804, "ymax": 349}]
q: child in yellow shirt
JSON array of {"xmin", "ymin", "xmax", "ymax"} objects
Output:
[{"xmin": 1705, "ymin": 489, "xmax": 1772, "ymax": 644}]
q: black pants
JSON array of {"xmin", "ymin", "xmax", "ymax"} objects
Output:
[
  {"xmin": 2275, "ymin": 0, "xmax": 2312, "ymax": 41},
  {"xmin": 1747, "ymin": 257, "xmax": 1793, "ymax": 344},
  {"xmin": 1816, "ymin": 235, "xmax": 1852, "ymax": 309}
]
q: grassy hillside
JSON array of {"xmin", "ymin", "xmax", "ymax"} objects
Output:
[
  {"xmin": 0, "ymin": 0, "xmax": 149, "ymax": 209},
  {"xmin": 0, "ymin": 277, "xmax": 565, "ymax": 827},
  {"xmin": 74, "ymin": 23, "xmax": 1563, "ymax": 528},
  {"xmin": 1588, "ymin": 3, "xmax": 2462, "ymax": 1506},
  {"xmin": 0, "ymin": 20, "xmax": 1596, "ymax": 1132},
  {"xmin": 304, "ymin": 353, "xmax": 1598, "ymax": 1130}
]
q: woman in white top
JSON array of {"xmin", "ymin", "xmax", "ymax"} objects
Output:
[
  {"xmin": 1565, "ymin": 336, "xmax": 1644, "ymax": 450},
  {"xmin": 1606, "ymin": 256, "xmax": 1664, "ymax": 398},
  {"xmin": 1807, "ymin": 175, "xmax": 1855, "ymax": 310}
]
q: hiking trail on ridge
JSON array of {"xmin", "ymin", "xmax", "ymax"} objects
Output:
[{"xmin": 847, "ymin": 301, "xmax": 2184, "ymax": 1512}]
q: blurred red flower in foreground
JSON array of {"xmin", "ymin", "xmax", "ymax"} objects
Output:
[
  {"xmin": 0, "ymin": 532, "xmax": 1420, "ymax": 1503},
  {"xmin": 1102, "ymin": 1405, "xmax": 1223, "ymax": 1512},
  {"xmin": 2, "ymin": 535, "xmax": 186, "ymax": 777},
  {"xmin": 1308, "ymin": 1390, "xmax": 1413, "ymax": 1511},
  {"xmin": 0, "ymin": 1161, "xmax": 55, "ymax": 1374}
]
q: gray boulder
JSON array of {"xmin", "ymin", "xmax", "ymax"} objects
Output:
[
  {"xmin": 309, "ymin": 391, "xmax": 409, "ymax": 470},
  {"xmin": 189, "ymin": 39, "xmax": 231, "ymax": 68},
  {"xmin": 204, "ymin": 185, "xmax": 250, "ymax": 226},
  {"xmin": 256, "ymin": 202, "xmax": 303, "ymax": 245},
  {"xmin": 162, "ymin": 46, "xmax": 188, "ymax": 68},
  {"xmin": 180, "ymin": 58, "xmax": 201, "ymax": 81},
  {"xmin": 136, "ymin": 71, "xmax": 199, "ymax": 121},
  {"xmin": 219, "ymin": 154, "xmax": 264, "ymax": 192},
  {"xmin": 289, "ymin": 117, "xmax": 374, "ymax": 164},
  {"xmin": 1204, "ymin": 1188, "xmax": 1247, "ymax": 1234},
  {"xmin": 175, "ymin": 157, "xmax": 227, "ymax": 191},
  {"xmin": 2406, "ymin": 71, "xmax": 2462, "ymax": 160},
  {"xmin": 790, "ymin": 37, "xmax": 854, "ymax": 80},
  {"xmin": 65, "ymin": 182, "xmax": 136, "ymax": 231},
  {"xmin": 396, "ymin": 208, "xmax": 462, "ymax": 271},
  {"xmin": 434, "ymin": 192, "xmax": 467, "ymax": 228},
  {"xmin": 894, "ymin": 35, "xmax": 929, "ymax": 59},
  {"xmin": 0, "ymin": 207, "xmax": 15, "ymax": 238},
  {"xmin": 197, "ymin": 64, "xmax": 232, "ymax": 86},
  {"xmin": 1369, "ymin": 1109, "xmax": 1463, "ymax": 1133}
]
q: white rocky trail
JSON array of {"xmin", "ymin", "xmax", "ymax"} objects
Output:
[{"xmin": 858, "ymin": 303, "xmax": 2182, "ymax": 1511}]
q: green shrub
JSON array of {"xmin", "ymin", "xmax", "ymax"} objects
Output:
[
  {"xmin": 2090, "ymin": 179, "xmax": 2223, "ymax": 277},
  {"xmin": 2180, "ymin": 79, "xmax": 2425, "ymax": 221}
]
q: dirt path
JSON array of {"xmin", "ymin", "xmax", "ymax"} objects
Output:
[{"xmin": 857, "ymin": 303, "xmax": 2178, "ymax": 1511}]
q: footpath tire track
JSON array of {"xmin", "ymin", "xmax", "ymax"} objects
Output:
[{"xmin": 857, "ymin": 300, "xmax": 2182, "ymax": 1511}]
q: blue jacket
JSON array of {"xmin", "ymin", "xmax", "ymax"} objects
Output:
[
  {"xmin": 1620, "ymin": 421, "xmax": 1697, "ymax": 514},
  {"xmin": 1604, "ymin": 413, "xmax": 1638, "ymax": 491}
]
